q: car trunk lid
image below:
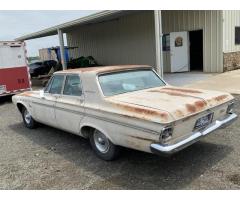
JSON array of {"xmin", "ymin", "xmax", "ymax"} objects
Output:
[{"xmin": 106, "ymin": 86, "xmax": 233, "ymax": 123}]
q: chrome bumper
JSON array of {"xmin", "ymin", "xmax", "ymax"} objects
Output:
[{"xmin": 150, "ymin": 113, "xmax": 238, "ymax": 156}]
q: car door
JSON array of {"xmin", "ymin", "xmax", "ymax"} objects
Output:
[
  {"xmin": 32, "ymin": 74, "xmax": 64, "ymax": 127},
  {"xmin": 55, "ymin": 74, "xmax": 85, "ymax": 134}
]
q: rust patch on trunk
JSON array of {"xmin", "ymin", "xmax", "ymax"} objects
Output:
[
  {"xmin": 194, "ymin": 100, "xmax": 207, "ymax": 108},
  {"xmin": 175, "ymin": 100, "xmax": 206, "ymax": 117},
  {"xmin": 112, "ymin": 102, "xmax": 169, "ymax": 121},
  {"xmin": 149, "ymin": 90, "xmax": 194, "ymax": 98},
  {"xmin": 186, "ymin": 104, "xmax": 197, "ymax": 113},
  {"xmin": 161, "ymin": 87, "xmax": 202, "ymax": 93},
  {"xmin": 174, "ymin": 110, "xmax": 185, "ymax": 118},
  {"xmin": 185, "ymin": 100, "xmax": 207, "ymax": 114},
  {"xmin": 214, "ymin": 95, "xmax": 228, "ymax": 102}
]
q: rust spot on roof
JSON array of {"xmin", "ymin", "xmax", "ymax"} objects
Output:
[
  {"xmin": 55, "ymin": 65, "xmax": 151, "ymax": 74},
  {"xmin": 161, "ymin": 87, "xmax": 202, "ymax": 94}
]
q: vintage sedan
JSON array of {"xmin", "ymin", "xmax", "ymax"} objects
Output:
[{"xmin": 12, "ymin": 65, "xmax": 237, "ymax": 160}]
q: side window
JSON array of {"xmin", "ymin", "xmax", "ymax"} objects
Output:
[
  {"xmin": 44, "ymin": 77, "xmax": 53, "ymax": 93},
  {"xmin": 49, "ymin": 75, "xmax": 65, "ymax": 94},
  {"xmin": 63, "ymin": 75, "xmax": 82, "ymax": 96}
]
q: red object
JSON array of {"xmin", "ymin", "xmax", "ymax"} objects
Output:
[{"xmin": 0, "ymin": 66, "xmax": 31, "ymax": 95}]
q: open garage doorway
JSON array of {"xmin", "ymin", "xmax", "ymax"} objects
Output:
[{"xmin": 189, "ymin": 30, "xmax": 203, "ymax": 71}]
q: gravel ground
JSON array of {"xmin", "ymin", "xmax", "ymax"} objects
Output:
[{"xmin": 0, "ymin": 95, "xmax": 240, "ymax": 189}]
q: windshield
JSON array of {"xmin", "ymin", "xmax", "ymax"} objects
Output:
[{"xmin": 98, "ymin": 69, "xmax": 166, "ymax": 96}]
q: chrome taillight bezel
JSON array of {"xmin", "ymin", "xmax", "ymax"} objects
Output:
[
  {"xmin": 160, "ymin": 126, "xmax": 173, "ymax": 143},
  {"xmin": 227, "ymin": 102, "xmax": 235, "ymax": 114}
]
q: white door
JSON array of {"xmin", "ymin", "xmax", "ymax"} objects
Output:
[
  {"xmin": 170, "ymin": 31, "xmax": 189, "ymax": 72},
  {"xmin": 55, "ymin": 74, "xmax": 85, "ymax": 134},
  {"xmin": 32, "ymin": 75, "xmax": 65, "ymax": 128}
]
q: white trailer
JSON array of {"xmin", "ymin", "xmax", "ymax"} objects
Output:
[{"xmin": 0, "ymin": 41, "xmax": 31, "ymax": 96}]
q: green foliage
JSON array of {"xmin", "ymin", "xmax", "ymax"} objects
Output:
[{"xmin": 67, "ymin": 56, "xmax": 99, "ymax": 68}]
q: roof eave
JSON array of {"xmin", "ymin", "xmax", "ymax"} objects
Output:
[{"xmin": 15, "ymin": 10, "xmax": 124, "ymax": 41}]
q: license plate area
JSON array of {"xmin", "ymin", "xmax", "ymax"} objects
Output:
[
  {"xmin": 0, "ymin": 85, "xmax": 6, "ymax": 94},
  {"xmin": 194, "ymin": 113, "xmax": 214, "ymax": 131}
]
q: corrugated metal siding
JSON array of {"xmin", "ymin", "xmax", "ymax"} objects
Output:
[
  {"xmin": 223, "ymin": 10, "xmax": 240, "ymax": 53},
  {"xmin": 162, "ymin": 10, "xmax": 223, "ymax": 73},
  {"xmin": 66, "ymin": 11, "xmax": 156, "ymax": 67}
]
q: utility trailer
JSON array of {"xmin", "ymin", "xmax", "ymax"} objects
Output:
[{"xmin": 0, "ymin": 41, "xmax": 31, "ymax": 97}]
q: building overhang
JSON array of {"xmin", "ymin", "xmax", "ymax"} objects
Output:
[{"xmin": 15, "ymin": 10, "xmax": 139, "ymax": 41}]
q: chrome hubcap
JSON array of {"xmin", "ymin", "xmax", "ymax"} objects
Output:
[
  {"xmin": 93, "ymin": 131, "xmax": 110, "ymax": 153},
  {"xmin": 24, "ymin": 109, "xmax": 31, "ymax": 124}
]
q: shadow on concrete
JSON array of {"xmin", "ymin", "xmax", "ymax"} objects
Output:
[{"xmin": 9, "ymin": 122, "xmax": 233, "ymax": 189}]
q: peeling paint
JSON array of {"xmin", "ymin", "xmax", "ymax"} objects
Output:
[
  {"xmin": 112, "ymin": 102, "xmax": 170, "ymax": 122},
  {"xmin": 18, "ymin": 91, "xmax": 34, "ymax": 97},
  {"xmin": 56, "ymin": 65, "xmax": 151, "ymax": 74},
  {"xmin": 186, "ymin": 103, "xmax": 197, "ymax": 113},
  {"xmin": 214, "ymin": 95, "xmax": 229, "ymax": 102},
  {"xmin": 149, "ymin": 89, "xmax": 194, "ymax": 98},
  {"xmin": 161, "ymin": 87, "xmax": 202, "ymax": 94}
]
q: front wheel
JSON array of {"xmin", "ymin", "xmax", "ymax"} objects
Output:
[
  {"xmin": 90, "ymin": 130, "xmax": 119, "ymax": 161},
  {"xmin": 21, "ymin": 107, "xmax": 37, "ymax": 129}
]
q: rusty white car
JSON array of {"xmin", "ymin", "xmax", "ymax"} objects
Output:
[{"xmin": 12, "ymin": 65, "xmax": 237, "ymax": 160}]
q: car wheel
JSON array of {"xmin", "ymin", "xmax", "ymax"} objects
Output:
[
  {"xmin": 90, "ymin": 129, "xmax": 120, "ymax": 161},
  {"xmin": 21, "ymin": 106, "xmax": 37, "ymax": 129}
]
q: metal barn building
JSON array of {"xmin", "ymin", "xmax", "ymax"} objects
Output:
[{"xmin": 16, "ymin": 10, "xmax": 240, "ymax": 75}]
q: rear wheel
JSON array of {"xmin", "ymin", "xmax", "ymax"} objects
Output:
[
  {"xmin": 21, "ymin": 107, "xmax": 37, "ymax": 129},
  {"xmin": 90, "ymin": 129, "xmax": 119, "ymax": 161}
]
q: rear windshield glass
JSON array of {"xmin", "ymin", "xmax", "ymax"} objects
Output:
[{"xmin": 98, "ymin": 69, "xmax": 165, "ymax": 96}]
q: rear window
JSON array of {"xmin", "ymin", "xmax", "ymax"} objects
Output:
[{"xmin": 98, "ymin": 69, "xmax": 165, "ymax": 96}]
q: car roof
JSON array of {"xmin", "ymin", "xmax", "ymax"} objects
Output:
[{"xmin": 54, "ymin": 65, "xmax": 152, "ymax": 75}]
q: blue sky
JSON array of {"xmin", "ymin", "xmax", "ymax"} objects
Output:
[{"xmin": 0, "ymin": 10, "xmax": 98, "ymax": 56}]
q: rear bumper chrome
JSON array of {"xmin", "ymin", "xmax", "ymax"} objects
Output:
[{"xmin": 150, "ymin": 113, "xmax": 238, "ymax": 156}]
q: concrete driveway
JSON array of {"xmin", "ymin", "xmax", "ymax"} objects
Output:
[
  {"xmin": 183, "ymin": 69, "xmax": 240, "ymax": 94},
  {"xmin": 164, "ymin": 72, "xmax": 216, "ymax": 87}
]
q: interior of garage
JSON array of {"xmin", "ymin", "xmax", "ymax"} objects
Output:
[{"xmin": 189, "ymin": 30, "xmax": 203, "ymax": 71}]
